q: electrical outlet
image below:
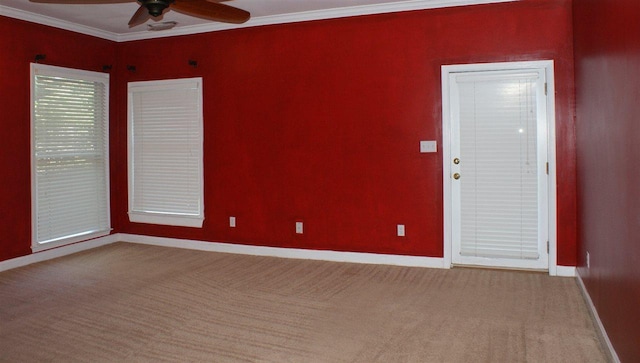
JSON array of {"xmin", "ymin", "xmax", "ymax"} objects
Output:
[
  {"xmin": 397, "ymin": 224, "xmax": 405, "ymax": 237},
  {"xmin": 229, "ymin": 216, "xmax": 236, "ymax": 228},
  {"xmin": 586, "ymin": 251, "xmax": 590, "ymax": 269},
  {"xmin": 296, "ymin": 221, "xmax": 304, "ymax": 234}
]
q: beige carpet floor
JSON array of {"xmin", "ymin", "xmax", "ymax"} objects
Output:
[{"xmin": 0, "ymin": 243, "xmax": 608, "ymax": 362}]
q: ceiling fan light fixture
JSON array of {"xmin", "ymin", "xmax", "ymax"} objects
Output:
[
  {"xmin": 29, "ymin": 0, "xmax": 250, "ymax": 27},
  {"xmin": 147, "ymin": 21, "xmax": 177, "ymax": 31},
  {"xmin": 141, "ymin": 0, "xmax": 174, "ymax": 17}
]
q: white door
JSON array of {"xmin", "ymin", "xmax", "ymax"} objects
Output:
[{"xmin": 445, "ymin": 64, "xmax": 551, "ymax": 270}]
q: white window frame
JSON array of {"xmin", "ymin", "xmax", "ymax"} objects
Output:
[
  {"xmin": 127, "ymin": 78, "xmax": 204, "ymax": 228},
  {"xmin": 31, "ymin": 63, "xmax": 111, "ymax": 252}
]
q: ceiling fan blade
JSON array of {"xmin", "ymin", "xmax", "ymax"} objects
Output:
[
  {"xmin": 171, "ymin": 0, "xmax": 250, "ymax": 24},
  {"xmin": 29, "ymin": 0, "xmax": 132, "ymax": 3},
  {"xmin": 128, "ymin": 5, "xmax": 152, "ymax": 28}
]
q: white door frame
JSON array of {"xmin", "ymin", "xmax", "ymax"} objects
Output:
[{"xmin": 441, "ymin": 60, "xmax": 558, "ymax": 276}]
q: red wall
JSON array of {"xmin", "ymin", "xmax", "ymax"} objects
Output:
[
  {"xmin": 114, "ymin": 0, "xmax": 577, "ymax": 263},
  {"xmin": 1, "ymin": 0, "xmax": 577, "ymax": 265},
  {"xmin": 0, "ymin": 16, "xmax": 117, "ymax": 261},
  {"xmin": 573, "ymin": 0, "xmax": 640, "ymax": 361}
]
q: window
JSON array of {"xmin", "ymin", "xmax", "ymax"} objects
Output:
[
  {"xmin": 127, "ymin": 78, "xmax": 204, "ymax": 227},
  {"xmin": 31, "ymin": 64, "xmax": 111, "ymax": 252}
]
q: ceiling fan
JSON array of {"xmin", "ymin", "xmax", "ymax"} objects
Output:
[{"xmin": 29, "ymin": 0, "xmax": 250, "ymax": 27}]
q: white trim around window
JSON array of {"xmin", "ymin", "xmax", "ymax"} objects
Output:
[
  {"xmin": 127, "ymin": 78, "xmax": 205, "ymax": 228},
  {"xmin": 30, "ymin": 63, "xmax": 112, "ymax": 252}
]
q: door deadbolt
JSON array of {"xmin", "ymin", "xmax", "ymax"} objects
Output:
[
  {"xmin": 453, "ymin": 173, "xmax": 461, "ymax": 180},
  {"xmin": 453, "ymin": 158, "xmax": 460, "ymax": 165}
]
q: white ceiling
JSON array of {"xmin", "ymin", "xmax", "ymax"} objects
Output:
[{"xmin": 0, "ymin": 0, "xmax": 515, "ymax": 41}]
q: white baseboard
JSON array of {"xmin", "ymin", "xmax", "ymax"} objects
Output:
[
  {"xmin": 576, "ymin": 272, "xmax": 620, "ymax": 363},
  {"xmin": 0, "ymin": 234, "xmax": 118, "ymax": 273},
  {"xmin": 555, "ymin": 265, "xmax": 576, "ymax": 277},
  {"xmin": 118, "ymin": 233, "xmax": 446, "ymax": 269},
  {"xmin": 0, "ymin": 233, "xmax": 579, "ymax": 277}
]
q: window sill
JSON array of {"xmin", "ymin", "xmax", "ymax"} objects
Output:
[
  {"xmin": 32, "ymin": 229, "xmax": 112, "ymax": 253},
  {"xmin": 128, "ymin": 212, "xmax": 204, "ymax": 228}
]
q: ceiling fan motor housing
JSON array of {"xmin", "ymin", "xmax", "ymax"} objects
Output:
[{"xmin": 141, "ymin": 0, "xmax": 175, "ymax": 17}]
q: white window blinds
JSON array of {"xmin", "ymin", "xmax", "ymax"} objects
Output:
[
  {"xmin": 127, "ymin": 78, "xmax": 204, "ymax": 228},
  {"xmin": 457, "ymin": 72, "xmax": 541, "ymax": 260},
  {"xmin": 31, "ymin": 64, "xmax": 111, "ymax": 251}
]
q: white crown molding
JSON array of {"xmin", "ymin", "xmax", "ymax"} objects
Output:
[
  {"xmin": 0, "ymin": 5, "xmax": 119, "ymax": 41},
  {"xmin": 118, "ymin": 0, "xmax": 517, "ymax": 41},
  {"xmin": 2, "ymin": 0, "xmax": 517, "ymax": 42}
]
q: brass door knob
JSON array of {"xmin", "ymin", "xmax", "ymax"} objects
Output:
[
  {"xmin": 453, "ymin": 158, "xmax": 460, "ymax": 165},
  {"xmin": 453, "ymin": 173, "xmax": 461, "ymax": 180}
]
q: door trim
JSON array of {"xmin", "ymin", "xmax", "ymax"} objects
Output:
[{"xmin": 441, "ymin": 60, "xmax": 558, "ymax": 275}]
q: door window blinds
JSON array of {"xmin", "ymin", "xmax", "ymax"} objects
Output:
[
  {"xmin": 457, "ymin": 73, "xmax": 540, "ymax": 260},
  {"xmin": 127, "ymin": 78, "xmax": 204, "ymax": 228},
  {"xmin": 31, "ymin": 64, "xmax": 111, "ymax": 251}
]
